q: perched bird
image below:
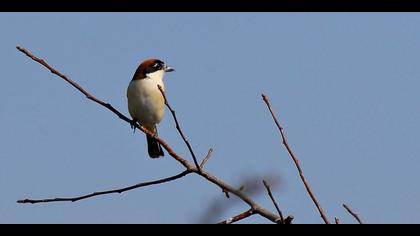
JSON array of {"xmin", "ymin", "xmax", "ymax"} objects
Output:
[{"xmin": 127, "ymin": 59, "xmax": 174, "ymax": 158}]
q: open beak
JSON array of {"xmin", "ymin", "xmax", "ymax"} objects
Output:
[{"xmin": 164, "ymin": 65, "xmax": 175, "ymax": 72}]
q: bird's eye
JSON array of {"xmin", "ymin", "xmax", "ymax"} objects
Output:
[{"xmin": 153, "ymin": 63, "xmax": 160, "ymax": 68}]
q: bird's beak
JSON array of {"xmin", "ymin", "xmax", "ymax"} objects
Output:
[
  {"xmin": 164, "ymin": 66, "xmax": 175, "ymax": 72},
  {"xmin": 164, "ymin": 65, "xmax": 175, "ymax": 72}
]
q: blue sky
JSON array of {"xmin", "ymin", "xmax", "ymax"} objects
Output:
[{"xmin": 1, "ymin": 13, "xmax": 420, "ymax": 224}]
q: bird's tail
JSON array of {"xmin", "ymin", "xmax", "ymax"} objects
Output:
[{"xmin": 146, "ymin": 129, "xmax": 164, "ymax": 158}]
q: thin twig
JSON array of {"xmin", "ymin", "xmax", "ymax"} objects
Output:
[
  {"xmin": 262, "ymin": 179, "xmax": 284, "ymax": 223},
  {"xmin": 16, "ymin": 46, "xmax": 132, "ymax": 125},
  {"xmin": 217, "ymin": 209, "xmax": 255, "ymax": 224},
  {"xmin": 158, "ymin": 85, "xmax": 201, "ymax": 172},
  {"xmin": 17, "ymin": 46, "xmax": 281, "ymax": 223},
  {"xmin": 17, "ymin": 170, "xmax": 190, "ymax": 204},
  {"xmin": 262, "ymin": 94, "xmax": 330, "ymax": 224},
  {"xmin": 284, "ymin": 215, "xmax": 294, "ymax": 224},
  {"xmin": 200, "ymin": 148, "xmax": 214, "ymax": 169},
  {"xmin": 343, "ymin": 203, "xmax": 363, "ymax": 224},
  {"xmin": 335, "ymin": 217, "xmax": 341, "ymax": 224}
]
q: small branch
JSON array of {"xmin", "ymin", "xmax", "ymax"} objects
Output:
[
  {"xmin": 284, "ymin": 215, "xmax": 294, "ymax": 224},
  {"xmin": 17, "ymin": 46, "xmax": 282, "ymax": 223},
  {"xmin": 262, "ymin": 94, "xmax": 330, "ymax": 224},
  {"xmin": 343, "ymin": 203, "xmax": 363, "ymax": 224},
  {"xmin": 17, "ymin": 170, "xmax": 190, "ymax": 204},
  {"xmin": 262, "ymin": 179, "xmax": 285, "ymax": 223},
  {"xmin": 16, "ymin": 46, "xmax": 132, "ymax": 124},
  {"xmin": 200, "ymin": 148, "xmax": 214, "ymax": 169},
  {"xmin": 217, "ymin": 209, "xmax": 255, "ymax": 224},
  {"xmin": 335, "ymin": 217, "xmax": 341, "ymax": 224},
  {"xmin": 158, "ymin": 85, "xmax": 201, "ymax": 172}
]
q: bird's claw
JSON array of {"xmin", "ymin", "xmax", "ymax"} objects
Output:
[{"xmin": 130, "ymin": 120, "xmax": 138, "ymax": 133}]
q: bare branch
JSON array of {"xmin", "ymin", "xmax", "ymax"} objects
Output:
[
  {"xmin": 217, "ymin": 209, "xmax": 255, "ymax": 224},
  {"xmin": 284, "ymin": 215, "xmax": 294, "ymax": 224},
  {"xmin": 158, "ymin": 85, "xmax": 201, "ymax": 172},
  {"xmin": 262, "ymin": 179, "xmax": 285, "ymax": 223},
  {"xmin": 335, "ymin": 217, "xmax": 341, "ymax": 224},
  {"xmin": 200, "ymin": 148, "xmax": 214, "ymax": 169},
  {"xmin": 17, "ymin": 170, "xmax": 190, "ymax": 204},
  {"xmin": 16, "ymin": 46, "xmax": 132, "ymax": 125},
  {"xmin": 17, "ymin": 46, "xmax": 281, "ymax": 223},
  {"xmin": 343, "ymin": 203, "xmax": 363, "ymax": 224},
  {"xmin": 262, "ymin": 94, "xmax": 330, "ymax": 224}
]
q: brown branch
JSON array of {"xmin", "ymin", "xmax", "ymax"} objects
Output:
[
  {"xmin": 262, "ymin": 179, "xmax": 285, "ymax": 224},
  {"xmin": 335, "ymin": 217, "xmax": 341, "ymax": 224},
  {"xmin": 158, "ymin": 85, "xmax": 201, "ymax": 172},
  {"xmin": 17, "ymin": 170, "xmax": 190, "ymax": 204},
  {"xmin": 262, "ymin": 94, "xmax": 330, "ymax": 224},
  {"xmin": 17, "ymin": 46, "xmax": 281, "ymax": 223},
  {"xmin": 217, "ymin": 209, "xmax": 255, "ymax": 224},
  {"xmin": 200, "ymin": 148, "xmax": 214, "ymax": 169},
  {"xmin": 16, "ymin": 46, "xmax": 132, "ymax": 125},
  {"xmin": 284, "ymin": 215, "xmax": 294, "ymax": 224},
  {"xmin": 343, "ymin": 203, "xmax": 363, "ymax": 224}
]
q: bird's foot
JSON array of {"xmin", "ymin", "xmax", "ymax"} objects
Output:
[{"xmin": 130, "ymin": 119, "xmax": 138, "ymax": 133}]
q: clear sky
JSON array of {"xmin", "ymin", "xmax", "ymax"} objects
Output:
[{"xmin": 1, "ymin": 13, "xmax": 420, "ymax": 224}]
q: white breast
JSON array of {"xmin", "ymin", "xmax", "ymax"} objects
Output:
[{"xmin": 127, "ymin": 72, "xmax": 165, "ymax": 128}]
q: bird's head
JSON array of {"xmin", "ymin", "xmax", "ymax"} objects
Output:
[{"xmin": 132, "ymin": 58, "xmax": 174, "ymax": 81}]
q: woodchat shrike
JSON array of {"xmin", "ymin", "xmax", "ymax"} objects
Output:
[{"xmin": 127, "ymin": 59, "xmax": 174, "ymax": 158}]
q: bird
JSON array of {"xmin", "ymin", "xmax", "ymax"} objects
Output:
[{"xmin": 127, "ymin": 58, "xmax": 174, "ymax": 158}]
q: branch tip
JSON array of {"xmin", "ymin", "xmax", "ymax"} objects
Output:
[
  {"xmin": 343, "ymin": 203, "xmax": 363, "ymax": 224},
  {"xmin": 200, "ymin": 148, "xmax": 214, "ymax": 169},
  {"xmin": 262, "ymin": 92, "xmax": 330, "ymax": 224}
]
